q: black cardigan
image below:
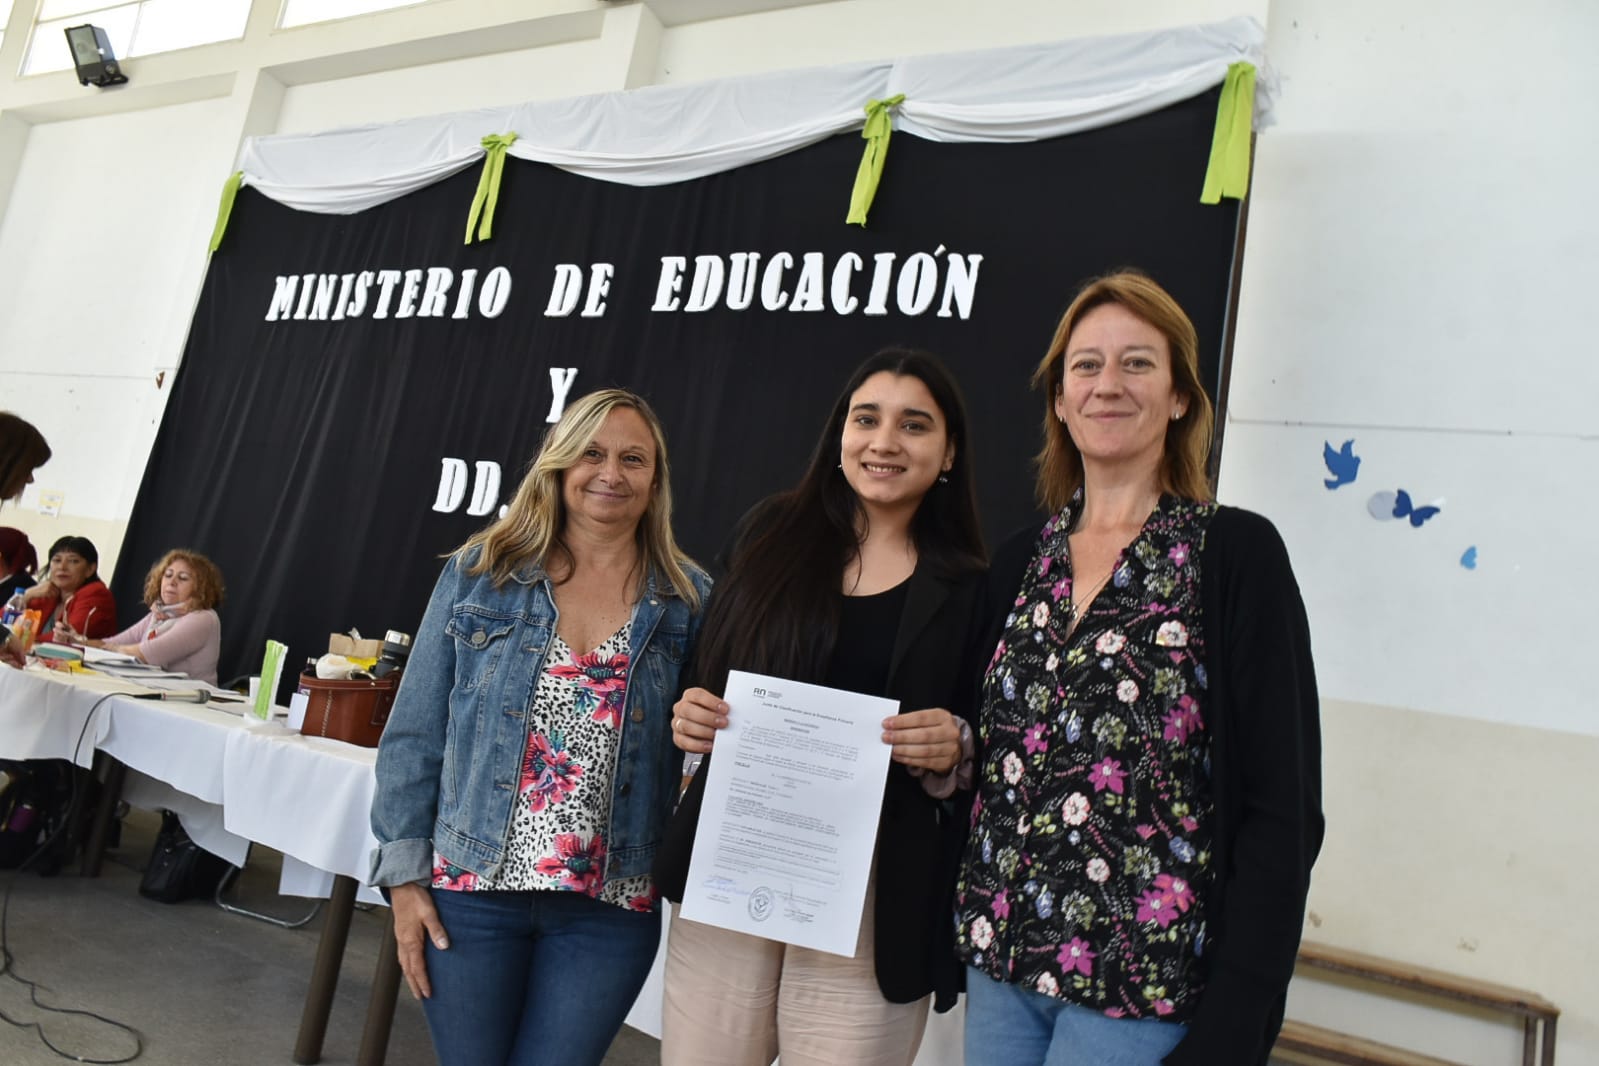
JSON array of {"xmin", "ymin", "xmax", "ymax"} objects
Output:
[
  {"xmin": 654, "ymin": 562, "xmax": 987, "ymax": 1013},
  {"xmin": 981, "ymin": 506, "xmax": 1323, "ymax": 1066}
]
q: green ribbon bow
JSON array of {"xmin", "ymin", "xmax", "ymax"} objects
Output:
[
  {"xmin": 207, "ymin": 171, "xmax": 245, "ymax": 254},
  {"xmin": 846, "ymin": 94, "xmax": 906, "ymax": 227},
  {"xmin": 1200, "ymin": 62, "xmax": 1257, "ymax": 205},
  {"xmin": 464, "ymin": 133, "xmax": 520, "ymax": 245}
]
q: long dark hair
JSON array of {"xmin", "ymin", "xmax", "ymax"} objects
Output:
[
  {"xmin": 0, "ymin": 413, "xmax": 50, "ymax": 502},
  {"xmin": 691, "ymin": 348, "xmax": 986, "ymax": 694}
]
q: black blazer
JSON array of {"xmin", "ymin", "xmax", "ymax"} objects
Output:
[{"xmin": 654, "ymin": 562, "xmax": 987, "ymax": 1013}]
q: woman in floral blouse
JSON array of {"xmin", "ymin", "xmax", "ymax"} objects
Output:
[
  {"xmin": 955, "ymin": 271, "xmax": 1322, "ymax": 1066},
  {"xmin": 370, "ymin": 389, "xmax": 710, "ymax": 1066}
]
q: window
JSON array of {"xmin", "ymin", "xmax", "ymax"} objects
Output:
[
  {"xmin": 23, "ymin": 0, "xmax": 250, "ymax": 76},
  {"xmin": 279, "ymin": 0, "xmax": 431, "ymax": 29}
]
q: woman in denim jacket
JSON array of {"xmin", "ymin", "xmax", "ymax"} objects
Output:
[{"xmin": 371, "ymin": 388, "xmax": 709, "ymax": 1066}]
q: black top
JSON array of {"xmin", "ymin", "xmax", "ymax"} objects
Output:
[{"xmin": 825, "ymin": 580, "xmax": 907, "ymax": 696}]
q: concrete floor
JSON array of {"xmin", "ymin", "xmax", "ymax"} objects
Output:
[
  {"xmin": 0, "ymin": 808, "xmax": 661, "ymax": 1066},
  {"xmin": 1, "ymin": 810, "xmax": 1304, "ymax": 1066}
]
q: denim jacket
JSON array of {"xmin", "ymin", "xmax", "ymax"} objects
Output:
[{"xmin": 370, "ymin": 547, "xmax": 710, "ymax": 888}]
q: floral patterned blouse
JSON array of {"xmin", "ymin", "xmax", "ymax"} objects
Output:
[
  {"xmin": 956, "ymin": 494, "xmax": 1218, "ymax": 1020},
  {"xmin": 430, "ymin": 625, "xmax": 656, "ymax": 912}
]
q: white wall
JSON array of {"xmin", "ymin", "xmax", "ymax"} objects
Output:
[
  {"xmin": 0, "ymin": 0, "xmax": 1592, "ymax": 1062},
  {"xmin": 275, "ymin": 37, "xmax": 616, "ymax": 133},
  {"xmin": 0, "ymin": 92, "xmax": 238, "ymax": 569},
  {"xmin": 1219, "ymin": 0, "xmax": 1598, "ymax": 1060}
]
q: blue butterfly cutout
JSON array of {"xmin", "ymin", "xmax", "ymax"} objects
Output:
[{"xmin": 1392, "ymin": 489, "xmax": 1440, "ymax": 527}]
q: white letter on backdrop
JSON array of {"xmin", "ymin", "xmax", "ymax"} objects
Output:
[
  {"xmin": 396, "ymin": 268, "xmax": 424, "ymax": 318},
  {"xmin": 372, "ymin": 270, "xmax": 403, "ymax": 319},
  {"xmin": 581, "ymin": 263, "xmax": 613, "ymax": 318},
  {"xmin": 548, "ymin": 367, "xmax": 579, "ymax": 423},
  {"xmin": 863, "ymin": 253, "xmax": 896, "ymax": 316},
  {"xmin": 477, "ymin": 267, "xmax": 512, "ymax": 318},
  {"xmin": 265, "ymin": 276, "xmax": 298, "ymax": 322},
  {"xmin": 685, "ymin": 256, "xmax": 725, "ymax": 313},
  {"xmin": 331, "ymin": 274, "xmax": 356, "ymax": 321},
  {"xmin": 452, "ymin": 269, "xmax": 478, "ymax": 319},
  {"xmin": 896, "ymin": 253, "xmax": 938, "ymax": 316},
  {"xmin": 653, "ymin": 257, "xmax": 687, "ymax": 312},
  {"xmin": 761, "ymin": 252, "xmax": 793, "ymax": 311},
  {"xmin": 419, "ymin": 267, "xmax": 454, "ymax": 318},
  {"xmin": 467, "ymin": 461, "xmax": 502, "ymax": 517},
  {"xmin": 433, "ymin": 458, "xmax": 468, "ymax": 513},
  {"xmin": 938, "ymin": 254, "xmax": 983, "ymax": 319},
  {"xmin": 546, "ymin": 264, "xmax": 583, "ymax": 317},
  {"xmin": 726, "ymin": 253, "xmax": 760, "ymax": 310},
  {"xmin": 347, "ymin": 271, "xmax": 374, "ymax": 319},
  {"xmin": 830, "ymin": 253, "xmax": 862, "ymax": 315}
]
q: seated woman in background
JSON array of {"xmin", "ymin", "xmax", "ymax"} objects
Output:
[
  {"xmin": 0, "ymin": 527, "xmax": 38, "ymax": 597},
  {"xmin": 56, "ymin": 549, "xmax": 224, "ymax": 685},
  {"xmin": 25, "ymin": 535, "xmax": 116, "ymax": 643}
]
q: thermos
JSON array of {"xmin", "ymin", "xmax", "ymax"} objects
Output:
[{"xmin": 371, "ymin": 630, "xmax": 412, "ymax": 679}]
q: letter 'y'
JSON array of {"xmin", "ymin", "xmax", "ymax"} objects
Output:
[{"xmin": 548, "ymin": 368, "xmax": 578, "ymax": 423}]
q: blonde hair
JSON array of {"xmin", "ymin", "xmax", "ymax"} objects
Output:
[
  {"xmin": 143, "ymin": 549, "xmax": 226, "ymax": 610},
  {"xmin": 457, "ymin": 389, "xmax": 701, "ymax": 608},
  {"xmin": 1031, "ymin": 270, "xmax": 1215, "ymax": 511}
]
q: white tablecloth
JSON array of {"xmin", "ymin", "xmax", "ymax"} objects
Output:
[{"xmin": 0, "ymin": 664, "xmax": 382, "ymax": 902}]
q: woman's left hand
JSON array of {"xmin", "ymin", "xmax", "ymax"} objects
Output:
[
  {"xmin": 882, "ymin": 708, "xmax": 963, "ymax": 773},
  {"xmin": 53, "ymin": 621, "xmax": 84, "ymax": 644}
]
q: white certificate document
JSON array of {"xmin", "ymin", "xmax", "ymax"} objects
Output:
[{"xmin": 680, "ymin": 670, "xmax": 896, "ymax": 956}]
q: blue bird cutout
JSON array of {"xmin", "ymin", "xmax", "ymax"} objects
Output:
[
  {"xmin": 1460, "ymin": 546, "xmax": 1478, "ymax": 569},
  {"xmin": 1392, "ymin": 489, "xmax": 1441, "ymax": 527},
  {"xmin": 1322, "ymin": 439, "xmax": 1360, "ymax": 489}
]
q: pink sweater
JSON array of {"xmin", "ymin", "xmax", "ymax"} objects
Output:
[{"xmin": 105, "ymin": 608, "xmax": 221, "ymax": 686}]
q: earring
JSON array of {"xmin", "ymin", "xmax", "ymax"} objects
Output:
[
  {"xmin": 937, "ymin": 474, "xmax": 949, "ymax": 484},
  {"xmin": 1171, "ymin": 409, "xmax": 1183, "ymax": 421}
]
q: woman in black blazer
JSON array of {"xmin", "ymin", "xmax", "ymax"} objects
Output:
[{"xmin": 654, "ymin": 348, "xmax": 986, "ymax": 1066}]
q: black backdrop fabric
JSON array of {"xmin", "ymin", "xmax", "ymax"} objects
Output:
[{"xmin": 112, "ymin": 88, "xmax": 1240, "ymax": 694}]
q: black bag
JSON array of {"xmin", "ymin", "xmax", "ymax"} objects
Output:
[
  {"xmin": 0, "ymin": 761, "xmax": 78, "ymax": 873},
  {"xmin": 139, "ymin": 810, "xmax": 230, "ymax": 903}
]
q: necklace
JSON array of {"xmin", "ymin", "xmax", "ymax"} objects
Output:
[{"xmin": 1066, "ymin": 567, "xmax": 1115, "ymax": 632}]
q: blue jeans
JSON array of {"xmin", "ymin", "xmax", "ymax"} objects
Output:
[
  {"xmin": 964, "ymin": 967, "xmax": 1187, "ymax": 1066},
  {"xmin": 421, "ymin": 888, "xmax": 661, "ymax": 1066}
]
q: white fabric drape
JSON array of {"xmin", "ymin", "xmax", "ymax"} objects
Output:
[{"xmin": 236, "ymin": 16, "xmax": 1271, "ymax": 216}]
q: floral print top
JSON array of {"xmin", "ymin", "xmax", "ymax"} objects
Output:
[
  {"xmin": 431, "ymin": 625, "xmax": 656, "ymax": 912},
  {"xmin": 955, "ymin": 494, "xmax": 1217, "ymax": 1020}
]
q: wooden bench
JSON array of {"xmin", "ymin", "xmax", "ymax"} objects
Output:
[
  {"xmin": 1276, "ymin": 1020, "xmax": 1462, "ymax": 1066},
  {"xmin": 1276, "ymin": 940, "xmax": 1559, "ymax": 1066}
]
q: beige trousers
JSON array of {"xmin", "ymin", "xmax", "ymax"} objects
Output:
[{"xmin": 660, "ymin": 883, "xmax": 931, "ymax": 1066}]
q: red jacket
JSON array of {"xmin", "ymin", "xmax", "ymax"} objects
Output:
[{"xmin": 27, "ymin": 578, "xmax": 118, "ymax": 641}]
